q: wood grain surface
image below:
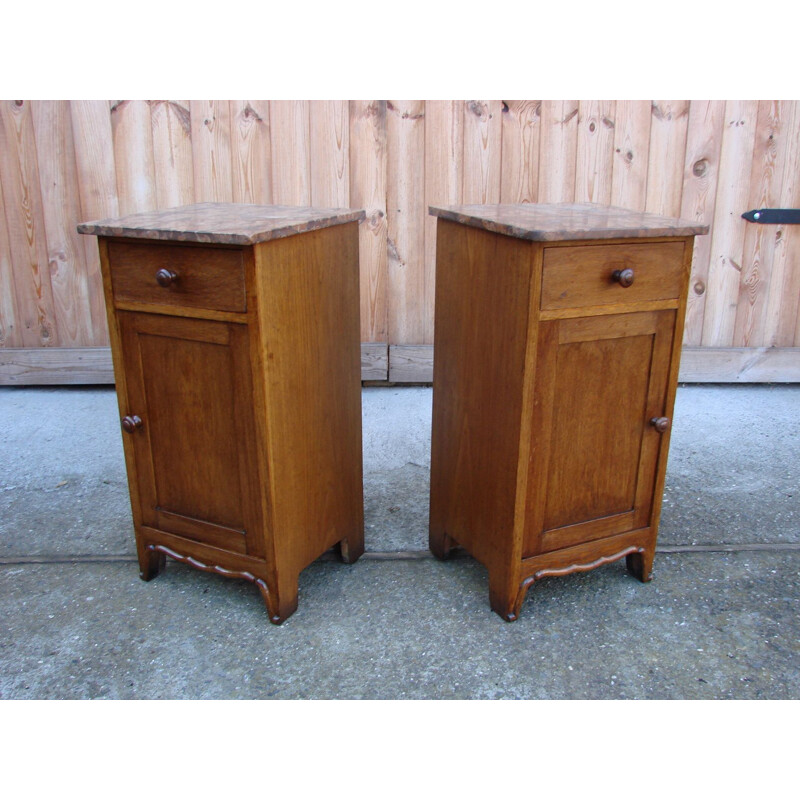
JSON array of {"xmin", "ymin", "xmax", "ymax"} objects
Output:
[
  {"xmin": 575, "ymin": 100, "xmax": 615, "ymax": 205},
  {"xmin": 151, "ymin": 101, "xmax": 195, "ymax": 209},
  {"xmin": 349, "ymin": 100, "xmax": 388, "ymax": 343},
  {"xmin": 386, "ymin": 100, "xmax": 426, "ymax": 345},
  {"xmin": 32, "ymin": 101, "xmax": 98, "ymax": 346},
  {"xmin": 500, "ymin": 101, "xmax": 541, "ymax": 204},
  {"xmin": 1, "ymin": 100, "xmax": 798, "ymax": 384},
  {"xmin": 0, "ymin": 100, "xmax": 56, "ymax": 347},
  {"xmin": 190, "ymin": 100, "xmax": 233, "ymax": 203},
  {"xmin": 92, "ymin": 217, "xmax": 364, "ymax": 622},
  {"xmin": 429, "ymin": 217, "xmax": 697, "ymax": 619},
  {"xmin": 229, "ymin": 100, "xmax": 272, "ymax": 206},
  {"xmin": 680, "ymin": 100, "xmax": 726, "ymax": 346}
]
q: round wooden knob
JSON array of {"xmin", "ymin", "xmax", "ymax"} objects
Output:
[
  {"xmin": 612, "ymin": 268, "xmax": 635, "ymax": 287},
  {"xmin": 650, "ymin": 416, "xmax": 670, "ymax": 433},
  {"xmin": 155, "ymin": 269, "xmax": 178, "ymax": 287},
  {"xmin": 121, "ymin": 415, "xmax": 143, "ymax": 434}
]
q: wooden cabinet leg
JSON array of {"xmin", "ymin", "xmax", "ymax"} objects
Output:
[
  {"xmin": 262, "ymin": 572, "xmax": 300, "ymax": 625},
  {"xmin": 138, "ymin": 544, "xmax": 166, "ymax": 581},
  {"xmin": 488, "ymin": 571, "xmax": 528, "ymax": 622},
  {"xmin": 338, "ymin": 534, "xmax": 364, "ymax": 564},
  {"xmin": 430, "ymin": 529, "xmax": 457, "ymax": 560},
  {"xmin": 626, "ymin": 548, "xmax": 655, "ymax": 583}
]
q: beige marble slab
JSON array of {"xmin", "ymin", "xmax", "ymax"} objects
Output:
[
  {"xmin": 429, "ymin": 203, "xmax": 709, "ymax": 241},
  {"xmin": 77, "ymin": 202, "xmax": 366, "ymax": 245}
]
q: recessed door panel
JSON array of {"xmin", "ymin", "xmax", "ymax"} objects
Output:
[
  {"xmin": 543, "ymin": 333, "xmax": 653, "ymax": 530},
  {"xmin": 118, "ymin": 312, "xmax": 264, "ymax": 557},
  {"xmin": 139, "ymin": 331, "xmax": 243, "ymax": 529},
  {"xmin": 524, "ymin": 310, "xmax": 674, "ymax": 557}
]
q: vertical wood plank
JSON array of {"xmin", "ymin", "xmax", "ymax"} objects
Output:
[
  {"xmin": 462, "ymin": 100, "xmax": 502, "ymax": 204},
  {"xmin": 500, "ymin": 100, "xmax": 541, "ymax": 204},
  {"xmin": 0, "ymin": 100, "xmax": 58, "ymax": 347},
  {"xmin": 762, "ymin": 101, "xmax": 800, "ymax": 346},
  {"xmin": 645, "ymin": 101, "xmax": 690, "ymax": 216},
  {"xmin": 680, "ymin": 100, "xmax": 726, "ymax": 345},
  {"xmin": 70, "ymin": 100, "xmax": 119, "ymax": 345},
  {"xmin": 151, "ymin": 100, "xmax": 194, "ymax": 209},
  {"xmin": 0, "ymin": 170, "xmax": 22, "ymax": 346},
  {"xmin": 701, "ymin": 100, "xmax": 758, "ymax": 347},
  {"xmin": 610, "ymin": 100, "xmax": 651, "ymax": 210},
  {"xmin": 190, "ymin": 100, "xmax": 233, "ymax": 203},
  {"xmin": 425, "ymin": 101, "xmax": 464, "ymax": 344},
  {"xmin": 309, "ymin": 100, "xmax": 350, "ymax": 208},
  {"xmin": 70, "ymin": 100, "xmax": 120, "ymax": 220},
  {"xmin": 574, "ymin": 100, "xmax": 616, "ymax": 204},
  {"xmin": 269, "ymin": 100, "xmax": 311, "ymax": 205},
  {"xmin": 32, "ymin": 101, "xmax": 96, "ymax": 346},
  {"xmin": 110, "ymin": 100, "xmax": 157, "ymax": 215},
  {"xmin": 538, "ymin": 100, "xmax": 579, "ymax": 203},
  {"xmin": 230, "ymin": 100, "xmax": 272, "ymax": 205},
  {"xmin": 734, "ymin": 101, "xmax": 788, "ymax": 347},
  {"xmin": 349, "ymin": 100, "xmax": 388, "ymax": 343},
  {"xmin": 386, "ymin": 100, "xmax": 426, "ymax": 345}
]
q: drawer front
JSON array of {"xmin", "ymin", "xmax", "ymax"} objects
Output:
[
  {"xmin": 541, "ymin": 241, "xmax": 685, "ymax": 311},
  {"xmin": 108, "ymin": 241, "xmax": 246, "ymax": 313}
]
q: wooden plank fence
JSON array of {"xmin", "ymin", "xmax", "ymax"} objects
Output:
[{"xmin": 1, "ymin": 100, "xmax": 799, "ymax": 384}]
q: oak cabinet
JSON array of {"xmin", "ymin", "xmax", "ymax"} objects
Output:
[
  {"xmin": 79, "ymin": 203, "xmax": 366, "ymax": 624},
  {"xmin": 428, "ymin": 204, "xmax": 709, "ymax": 621}
]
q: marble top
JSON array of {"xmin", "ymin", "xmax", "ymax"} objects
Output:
[
  {"xmin": 429, "ymin": 203, "xmax": 709, "ymax": 241},
  {"xmin": 77, "ymin": 203, "xmax": 366, "ymax": 245}
]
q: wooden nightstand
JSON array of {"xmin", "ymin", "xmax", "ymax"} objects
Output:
[
  {"xmin": 79, "ymin": 203, "xmax": 366, "ymax": 624},
  {"xmin": 428, "ymin": 203, "xmax": 709, "ymax": 621}
]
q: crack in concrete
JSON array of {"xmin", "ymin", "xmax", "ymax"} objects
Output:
[{"xmin": 2, "ymin": 542, "xmax": 799, "ymax": 567}]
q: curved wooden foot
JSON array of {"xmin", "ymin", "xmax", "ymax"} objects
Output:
[
  {"xmin": 430, "ymin": 529, "xmax": 457, "ymax": 560},
  {"xmin": 261, "ymin": 584, "xmax": 298, "ymax": 625},
  {"xmin": 338, "ymin": 535, "xmax": 364, "ymax": 564},
  {"xmin": 262, "ymin": 571, "xmax": 300, "ymax": 625},
  {"xmin": 138, "ymin": 546, "xmax": 166, "ymax": 581},
  {"xmin": 489, "ymin": 574, "xmax": 528, "ymax": 622},
  {"xmin": 626, "ymin": 549, "xmax": 655, "ymax": 583}
]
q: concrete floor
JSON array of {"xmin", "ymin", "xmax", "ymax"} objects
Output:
[{"xmin": 0, "ymin": 384, "xmax": 798, "ymax": 699}]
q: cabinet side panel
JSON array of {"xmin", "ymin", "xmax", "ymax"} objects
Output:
[
  {"xmin": 254, "ymin": 223, "xmax": 363, "ymax": 574},
  {"xmin": 648, "ymin": 237, "xmax": 694, "ymax": 537},
  {"xmin": 96, "ymin": 238, "xmax": 150, "ymax": 568},
  {"xmin": 429, "ymin": 220, "xmax": 532, "ymax": 570}
]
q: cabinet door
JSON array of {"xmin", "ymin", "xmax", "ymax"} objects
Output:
[
  {"xmin": 523, "ymin": 310, "xmax": 675, "ymax": 557},
  {"xmin": 117, "ymin": 311, "xmax": 265, "ymax": 558}
]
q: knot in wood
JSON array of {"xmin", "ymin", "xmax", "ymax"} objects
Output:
[
  {"xmin": 693, "ymin": 159, "xmax": 709, "ymax": 178},
  {"xmin": 468, "ymin": 101, "xmax": 488, "ymax": 119}
]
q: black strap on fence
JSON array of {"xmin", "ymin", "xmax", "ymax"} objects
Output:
[{"xmin": 742, "ymin": 208, "xmax": 800, "ymax": 224}]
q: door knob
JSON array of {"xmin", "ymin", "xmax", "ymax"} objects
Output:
[
  {"xmin": 650, "ymin": 416, "xmax": 670, "ymax": 433},
  {"xmin": 155, "ymin": 269, "xmax": 178, "ymax": 287},
  {"xmin": 611, "ymin": 268, "xmax": 635, "ymax": 287},
  {"xmin": 121, "ymin": 415, "xmax": 143, "ymax": 434}
]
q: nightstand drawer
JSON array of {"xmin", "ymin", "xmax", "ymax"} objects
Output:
[
  {"xmin": 541, "ymin": 241, "xmax": 685, "ymax": 311},
  {"xmin": 107, "ymin": 241, "xmax": 246, "ymax": 313}
]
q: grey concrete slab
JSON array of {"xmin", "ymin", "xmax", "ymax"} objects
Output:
[
  {"xmin": 362, "ymin": 387, "xmax": 430, "ymax": 552},
  {"xmin": 1, "ymin": 382, "xmax": 799, "ymax": 700},
  {"xmin": 0, "ymin": 552, "xmax": 797, "ymax": 699},
  {"xmin": 3, "ymin": 385, "xmax": 798, "ymax": 558},
  {"xmin": 661, "ymin": 385, "xmax": 800, "ymax": 546},
  {"xmin": 0, "ymin": 387, "xmax": 133, "ymax": 557}
]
